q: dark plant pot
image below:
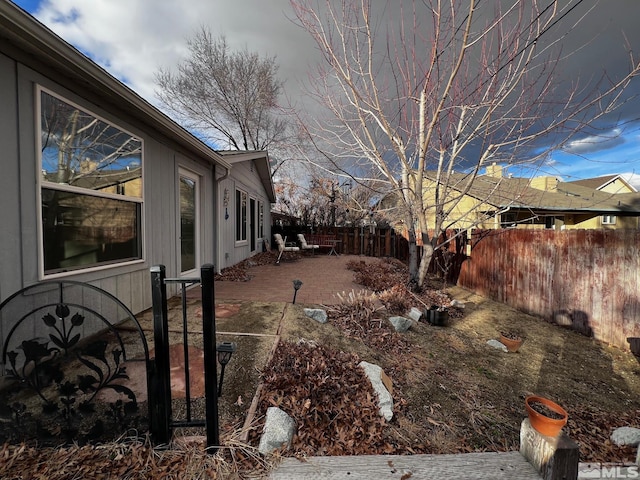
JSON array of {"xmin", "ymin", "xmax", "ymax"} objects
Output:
[
  {"xmin": 429, "ymin": 310, "xmax": 449, "ymax": 327},
  {"xmin": 525, "ymin": 395, "xmax": 568, "ymax": 437}
]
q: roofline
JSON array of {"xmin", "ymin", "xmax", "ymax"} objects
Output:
[
  {"xmin": 490, "ymin": 204, "xmax": 639, "ymax": 214},
  {"xmin": 598, "ymin": 175, "xmax": 638, "ymax": 193},
  {"xmin": 0, "ymin": 2, "xmax": 231, "ymax": 170},
  {"xmin": 217, "ymin": 150, "xmax": 276, "ymax": 203}
]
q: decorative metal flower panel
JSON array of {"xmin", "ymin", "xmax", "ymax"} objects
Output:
[{"xmin": 0, "ymin": 281, "xmax": 150, "ymax": 446}]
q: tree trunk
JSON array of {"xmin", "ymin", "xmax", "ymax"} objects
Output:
[
  {"xmin": 417, "ymin": 242, "xmax": 434, "ymax": 289},
  {"xmin": 408, "ymin": 238, "xmax": 419, "ymax": 286}
]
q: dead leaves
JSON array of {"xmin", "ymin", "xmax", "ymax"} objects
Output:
[
  {"xmin": 254, "ymin": 341, "xmax": 401, "ymax": 456},
  {"xmin": 0, "ymin": 433, "xmax": 275, "ymax": 479},
  {"xmin": 567, "ymin": 405, "xmax": 640, "ymax": 464}
]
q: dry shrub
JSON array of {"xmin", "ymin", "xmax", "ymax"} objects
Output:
[
  {"xmin": 330, "ymin": 290, "xmax": 412, "ymax": 355},
  {"xmin": 345, "ymin": 258, "xmax": 407, "ymax": 292},
  {"xmin": 377, "ymin": 285, "xmax": 412, "ymax": 314},
  {"xmin": 215, "ymin": 251, "xmax": 289, "ymax": 281}
]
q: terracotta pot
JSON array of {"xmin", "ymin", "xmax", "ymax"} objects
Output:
[
  {"xmin": 499, "ymin": 334, "xmax": 523, "ymax": 352},
  {"xmin": 525, "ymin": 395, "xmax": 568, "ymax": 437}
]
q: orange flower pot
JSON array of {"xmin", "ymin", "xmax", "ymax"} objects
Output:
[
  {"xmin": 525, "ymin": 395, "xmax": 568, "ymax": 437},
  {"xmin": 499, "ymin": 334, "xmax": 523, "ymax": 352}
]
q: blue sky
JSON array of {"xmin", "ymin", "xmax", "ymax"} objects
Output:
[{"xmin": 12, "ymin": 0, "xmax": 640, "ymax": 189}]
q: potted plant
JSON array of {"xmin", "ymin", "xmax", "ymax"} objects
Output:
[
  {"xmin": 426, "ymin": 305, "xmax": 449, "ymax": 326},
  {"xmin": 525, "ymin": 395, "xmax": 568, "ymax": 437},
  {"xmin": 499, "ymin": 331, "xmax": 524, "ymax": 352}
]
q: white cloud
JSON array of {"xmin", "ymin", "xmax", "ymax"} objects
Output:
[
  {"xmin": 31, "ymin": 0, "xmax": 317, "ymax": 105},
  {"xmin": 562, "ymin": 128, "xmax": 625, "ymax": 155},
  {"xmin": 622, "ymin": 173, "xmax": 640, "ymax": 190},
  {"xmin": 19, "ymin": 0, "xmax": 640, "ymax": 172}
]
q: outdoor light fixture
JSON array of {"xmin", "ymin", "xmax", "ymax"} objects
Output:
[
  {"xmin": 292, "ymin": 279, "xmax": 303, "ymax": 304},
  {"xmin": 216, "ymin": 341, "xmax": 237, "ymax": 397}
]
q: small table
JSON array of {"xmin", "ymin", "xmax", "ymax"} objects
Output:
[{"xmin": 328, "ymin": 239, "xmax": 342, "ymax": 256}]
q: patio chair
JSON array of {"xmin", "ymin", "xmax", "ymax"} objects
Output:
[
  {"xmin": 274, "ymin": 233, "xmax": 300, "ymax": 264},
  {"xmin": 297, "ymin": 234, "xmax": 320, "ymax": 255}
]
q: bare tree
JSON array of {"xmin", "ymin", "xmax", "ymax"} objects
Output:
[
  {"xmin": 291, "ymin": 0, "xmax": 640, "ymax": 289},
  {"xmin": 274, "ymin": 163, "xmax": 384, "ymax": 228},
  {"xmin": 155, "ymin": 28, "xmax": 289, "ymax": 156}
]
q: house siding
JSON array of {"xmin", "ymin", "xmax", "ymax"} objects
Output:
[
  {"xmin": 0, "ymin": 49, "xmax": 216, "ymax": 313},
  {"xmin": 0, "ymin": 53, "xmax": 23, "ymax": 300},
  {"xmin": 217, "ymin": 161, "xmax": 272, "ymax": 270}
]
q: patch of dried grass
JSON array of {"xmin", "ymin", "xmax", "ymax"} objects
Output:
[{"xmin": 0, "ymin": 430, "xmax": 274, "ymax": 480}]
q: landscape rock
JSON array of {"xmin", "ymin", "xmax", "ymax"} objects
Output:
[
  {"xmin": 304, "ymin": 308, "xmax": 328, "ymax": 324},
  {"xmin": 451, "ymin": 299, "xmax": 466, "ymax": 308},
  {"xmin": 406, "ymin": 307, "xmax": 423, "ymax": 322},
  {"xmin": 389, "ymin": 316, "xmax": 413, "ymax": 333},
  {"xmin": 611, "ymin": 426, "xmax": 640, "ymax": 447},
  {"xmin": 487, "ymin": 339, "xmax": 508, "ymax": 352},
  {"xmin": 359, "ymin": 361, "xmax": 393, "ymax": 421},
  {"xmin": 258, "ymin": 407, "xmax": 296, "ymax": 454}
]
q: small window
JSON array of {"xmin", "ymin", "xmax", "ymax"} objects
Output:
[
  {"xmin": 38, "ymin": 88, "xmax": 143, "ymax": 275},
  {"xmin": 545, "ymin": 216, "xmax": 565, "ymax": 229},
  {"xmin": 235, "ymin": 188, "xmax": 247, "ymax": 242},
  {"xmin": 602, "ymin": 215, "xmax": 616, "ymax": 225},
  {"xmin": 500, "ymin": 212, "xmax": 517, "ymax": 228}
]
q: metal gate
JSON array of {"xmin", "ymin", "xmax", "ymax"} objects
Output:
[
  {"xmin": 0, "ymin": 280, "xmax": 151, "ymax": 446},
  {"xmin": 149, "ymin": 264, "xmax": 223, "ymax": 450}
]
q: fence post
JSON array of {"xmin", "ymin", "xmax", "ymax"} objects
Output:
[
  {"xmin": 200, "ymin": 264, "xmax": 220, "ymax": 451},
  {"xmin": 150, "ymin": 265, "xmax": 172, "ymax": 445}
]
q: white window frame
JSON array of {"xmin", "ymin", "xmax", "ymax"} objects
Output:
[
  {"xmin": 178, "ymin": 168, "xmax": 200, "ymax": 276},
  {"xmin": 601, "ymin": 214, "xmax": 617, "ymax": 225},
  {"xmin": 37, "ymin": 86, "xmax": 144, "ymax": 279}
]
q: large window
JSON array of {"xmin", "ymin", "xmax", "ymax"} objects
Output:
[
  {"xmin": 235, "ymin": 188, "xmax": 247, "ymax": 243},
  {"xmin": 39, "ymin": 88, "xmax": 143, "ymax": 275},
  {"xmin": 179, "ymin": 170, "xmax": 199, "ymax": 274}
]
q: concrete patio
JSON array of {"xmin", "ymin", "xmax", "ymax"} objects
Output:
[{"xmin": 209, "ymin": 254, "xmax": 372, "ymax": 305}]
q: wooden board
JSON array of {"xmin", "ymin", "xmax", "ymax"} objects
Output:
[{"xmin": 270, "ymin": 451, "xmax": 542, "ymax": 479}]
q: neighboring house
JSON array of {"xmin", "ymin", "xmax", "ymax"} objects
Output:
[
  {"xmin": 567, "ymin": 175, "xmax": 638, "ymax": 229},
  {"xmin": 567, "ymin": 174, "xmax": 638, "ymax": 194},
  {"xmin": 380, "ymin": 164, "xmax": 640, "ymax": 236},
  {"xmin": 0, "ymin": 2, "xmax": 274, "ymax": 313}
]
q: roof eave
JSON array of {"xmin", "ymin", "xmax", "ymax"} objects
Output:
[{"xmin": 0, "ymin": 2, "xmax": 231, "ymax": 170}]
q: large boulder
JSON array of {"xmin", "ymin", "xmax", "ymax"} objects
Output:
[
  {"xmin": 304, "ymin": 308, "xmax": 328, "ymax": 324},
  {"xmin": 487, "ymin": 339, "xmax": 508, "ymax": 353},
  {"xmin": 258, "ymin": 407, "xmax": 296, "ymax": 454},
  {"xmin": 359, "ymin": 361, "xmax": 393, "ymax": 421},
  {"xmin": 406, "ymin": 307, "xmax": 423, "ymax": 322},
  {"xmin": 388, "ymin": 316, "xmax": 413, "ymax": 333},
  {"xmin": 611, "ymin": 426, "xmax": 640, "ymax": 447}
]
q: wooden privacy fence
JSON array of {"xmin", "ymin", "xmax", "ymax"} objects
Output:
[
  {"xmin": 458, "ymin": 229, "xmax": 640, "ymax": 352},
  {"xmin": 275, "ymin": 227, "xmax": 411, "ymax": 259}
]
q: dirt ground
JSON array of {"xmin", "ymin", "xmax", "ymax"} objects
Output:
[
  {"xmin": 221, "ymin": 262, "xmax": 640, "ymax": 464},
  {"xmin": 2, "ymin": 257, "xmax": 640, "ymax": 478},
  {"xmin": 158, "ymin": 260, "xmax": 640, "ymax": 464}
]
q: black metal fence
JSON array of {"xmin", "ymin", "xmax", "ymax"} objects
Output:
[
  {"xmin": 0, "ymin": 264, "xmax": 227, "ymax": 452},
  {"xmin": 0, "ymin": 280, "xmax": 151, "ymax": 446},
  {"xmin": 150, "ymin": 264, "xmax": 222, "ymax": 450}
]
